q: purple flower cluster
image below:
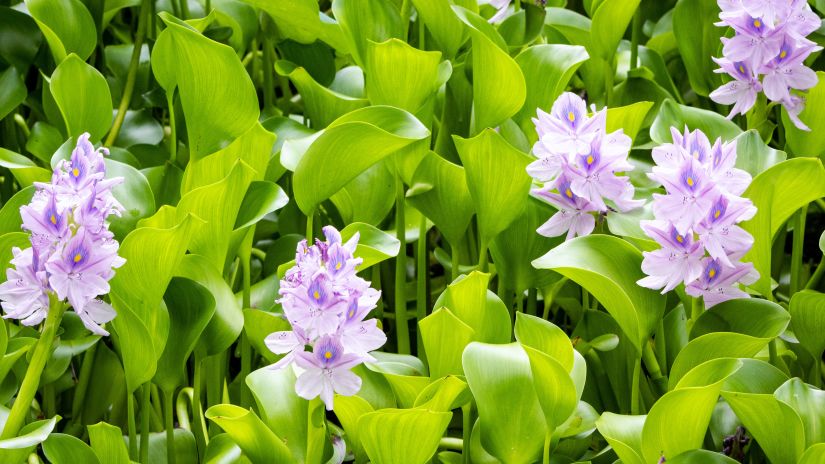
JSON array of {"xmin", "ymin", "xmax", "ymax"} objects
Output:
[
  {"xmin": 0, "ymin": 133, "xmax": 125, "ymax": 335},
  {"xmin": 637, "ymin": 127, "xmax": 759, "ymax": 308},
  {"xmin": 527, "ymin": 92, "xmax": 643, "ymax": 240},
  {"xmin": 710, "ymin": 0, "xmax": 822, "ymax": 130},
  {"xmin": 266, "ymin": 226, "xmax": 386, "ymax": 410}
]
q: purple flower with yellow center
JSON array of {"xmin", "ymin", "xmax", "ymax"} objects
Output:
[
  {"xmin": 651, "ymin": 157, "xmax": 718, "ymax": 235},
  {"xmin": 264, "ymin": 325, "xmax": 311, "ymax": 369},
  {"xmin": 531, "ymin": 179, "xmax": 598, "ymax": 240},
  {"xmin": 722, "ymin": 15, "xmax": 784, "ymax": 66},
  {"xmin": 0, "ymin": 247, "xmax": 49, "ymax": 326},
  {"xmin": 686, "ymin": 259, "xmax": 758, "ymax": 308},
  {"xmin": 637, "ymin": 221, "xmax": 706, "ymax": 293},
  {"xmin": 568, "ymin": 134, "xmax": 635, "ymax": 212},
  {"xmin": 696, "ymin": 195, "xmax": 756, "ymax": 266},
  {"xmin": 294, "ymin": 336, "xmax": 363, "ymax": 410},
  {"xmin": 709, "ymin": 58, "xmax": 763, "ymax": 117},
  {"xmin": 762, "ymin": 40, "xmax": 820, "ymax": 102},
  {"xmin": 533, "ymin": 92, "xmax": 603, "ymax": 156}
]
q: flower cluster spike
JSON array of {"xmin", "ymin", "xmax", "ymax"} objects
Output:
[
  {"xmin": 710, "ymin": 0, "xmax": 822, "ymax": 130},
  {"xmin": 527, "ymin": 92, "xmax": 643, "ymax": 240},
  {"xmin": 0, "ymin": 133, "xmax": 125, "ymax": 335},
  {"xmin": 637, "ymin": 127, "xmax": 759, "ymax": 308},
  {"xmin": 266, "ymin": 225, "xmax": 386, "ymax": 410}
]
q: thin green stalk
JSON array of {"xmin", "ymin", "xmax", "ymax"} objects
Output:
[
  {"xmin": 105, "ymin": 0, "xmax": 149, "ymax": 147},
  {"xmin": 527, "ymin": 288, "xmax": 537, "ymax": 316},
  {"xmin": 806, "ymin": 257, "xmax": 825, "ymax": 289},
  {"xmin": 461, "ymin": 402, "xmax": 474, "ymax": 464},
  {"xmin": 165, "ymin": 389, "xmax": 176, "ymax": 464},
  {"xmin": 584, "ymin": 349, "xmax": 618, "ymax": 412},
  {"xmin": 151, "ymin": 384, "xmax": 164, "ymax": 431},
  {"xmin": 768, "ymin": 338, "xmax": 778, "ymax": 367},
  {"xmin": 815, "ymin": 198, "xmax": 825, "ymax": 213},
  {"xmin": 191, "ymin": 353, "xmax": 208, "ymax": 456},
  {"xmin": 629, "ymin": 6, "xmax": 642, "ymax": 70},
  {"xmin": 395, "ymin": 179, "xmax": 411, "ymax": 355},
  {"xmin": 451, "ymin": 243, "xmax": 460, "ymax": 280},
  {"xmin": 128, "ymin": 391, "xmax": 138, "ymax": 459},
  {"xmin": 515, "ymin": 292, "xmax": 524, "ymax": 314},
  {"xmin": 400, "ymin": 0, "xmax": 412, "ymax": 39},
  {"xmin": 630, "ymin": 355, "xmax": 642, "ymax": 415},
  {"xmin": 790, "ymin": 205, "xmax": 808, "ymax": 295},
  {"xmin": 261, "ymin": 29, "xmax": 275, "ymax": 112},
  {"xmin": 478, "ymin": 240, "xmax": 489, "ymax": 271},
  {"xmin": 71, "ymin": 343, "xmax": 97, "ymax": 425},
  {"xmin": 642, "ymin": 341, "xmax": 667, "ymax": 396},
  {"xmin": 239, "ymin": 229, "xmax": 254, "ymax": 408},
  {"xmin": 372, "ymin": 265, "xmax": 384, "ymax": 320},
  {"xmin": 205, "ymin": 0, "xmax": 211, "ymax": 13},
  {"xmin": 178, "ymin": 0, "xmax": 189, "ymax": 19},
  {"xmin": 416, "ymin": 217, "xmax": 428, "ymax": 358},
  {"xmin": 542, "ymin": 430, "xmax": 552, "ymax": 464},
  {"xmin": 42, "ymin": 383, "xmax": 55, "ymax": 419},
  {"xmin": 167, "ymin": 92, "xmax": 177, "ymax": 164},
  {"xmin": 140, "ymin": 384, "xmax": 151, "ymax": 464},
  {"xmin": 306, "ymin": 209, "xmax": 314, "ymax": 241},
  {"xmin": 814, "ymin": 356, "xmax": 822, "ymax": 389},
  {"xmin": 1, "ymin": 299, "xmax": 65, "ymax": 439},
  {"xmin": 581, "ymin": 288, "xmax": 590, "ymax": 313},
  {"xmin": 13, "ymin": 114, "xmax": 30, "ymax": 137},
  {"xmin": 604, "ymin": 65, "xmax": 614, "ymax": 106}
]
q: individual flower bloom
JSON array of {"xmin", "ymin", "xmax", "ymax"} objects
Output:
[
  {"xmin": 526, "ymin": 151, "xmax": 565, "ymax": 183},
  {"xmin": 568, "ymin": 135, "xmax": 634, "ymax": 211},
  {"xmin": 338, "ymin": 297, "xmax": 386, "ymax": 360},
  {"xmin": 0, "ymin": 247, "xmax": 49, "ymax": 326},
  {"xmin": 45, "ymin": 227, "xmax": 125, "ymax": 312},
  {"xmin": 717, "ymin": 0, "xmax": 746, "ymax": 19},
  {"xmin": 706, "ymin": 139, "xmax": 752, "ymax": 196},
  {"xmin": 685, "ymin": 259, "xmax": 757, "ymax": 308},
  {"xmin": 281, "ymin": 274, "xmax": 346, "ymax": 338},
  {"xmin": 695, "ymin": 195, "xmax": 756, "ymax": 266},
  {"xmin": 740, "ymin": 0, "xmax": 792, "ymax": 27},
  {"xmin": 265, "ymin": 325, "xmax": 311, "ymax": 369},
  {"xmin": 531, "ymin": 178, "xmax": 598, "ymax": 240},
  {"xmin": 782, "ymin": 93, "xmax": 810, "ymax": 130},
  {"xmin": 761, "ymin": 40, "xmax": 820, "ymax": 102},
  {"xmin": 294, "ymin": 335, "xmax": 363, "ymax": 410},
  {"xmin": 721, "ymin": 15, "xmax": 785, "ymax": 66},
  {"xmin": 613, "ymin": 184, "xmax": 646, "ymax": 212},
  {"xmin": 533, "ymin": 93, "xmax": 603, "ymax": 156},
  {"xmin": 75, "ymin": 299, "xmax": 117, "ymax": 336},
  {"xmin": 20, "ymin": 188, "xmax": 69, "ymax": 254},
  {"xmin": 785, "ymin": 0, "xmax": 822, "ymax": 39},
  {"xmin": 637, "ymin": 221, "xmax": 706, "ymax": 293},
  {"xmin": 710, "ymin": 58, "xmax": 763, "ymax": 117},
  {"xmin": 651, "ymin": 157, "xmax": 718, "ymax": 234},
  {"xmin": 486, "ymin": 0, "xmax": 510, "ymax": 23}
]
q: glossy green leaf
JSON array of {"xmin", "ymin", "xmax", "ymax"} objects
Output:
[
  {"xmin": 0, "ymin": 148, "xmax": 51, "ymax": 188},
  {"xmin": 205, "ymin": 404, "xmax": 293, "ymax": 464},
  {"xmin": 87, "ymin": 422, "xmax": 130, "ymax": 464},
  {"xmin": 774, "ymin": 378, "xmax": 825, "ymax": 446},
  {"xmin": 789, "ymin": 290, "xmax": 825, "ymax": 359},
  {"xmin": 331, "ymin": 161, "xmax": 396, "ymax": 226},
  {"xmin": 668, "ymin": 449, "xmax": 740, "ymax": 464},
  {"xmin": 152, "ymin": 14, "xmax": 259, "ymax": 160},
  {"xmin": 454, "ymin": 129, "xmax": 532, "ymax": 244},
  {"xmin": 463, "ymin": 342, "xmax": 546, "ymax": 463},
  {"xmin": 242, "ymin": 0, "xmax": 341, "ymax": 48},
  {"xmin": 0, "ymin": 7, "xmax": 42, "ymax": 71},
  {"xmin": 413, "ymin": 376, "xmax": 470, "ymax": 412},
  {"xmin": 596, "ymin": 413, "xmax": 645, "ymax": 464},
  {"xmin": 590, "ymin": 0, "xmax": 641, "ymax": 62},
  {"xmin": 522, "ymin": 345, "xmax": 578, "ymax": 432},
  {"xmin": 203, "ymin": 433, "xmax": 244, "ymax": 464},
  {"xmin": 799, "ymin": 444, "xmax": 825, "ymax": 464},
  {"xmin": 275, "ymin": 60, "xmax": 368, "ymax": 129},
  {"xmin": 410, "ymin": 0, "xmax": 468, "ymax": 57},
  {"xmin": 606, "ymin": 101, "xmax": 654, "ymax": 144},
  {"xmin": 333, "ymin": 395, "xmax": 374, "ymax": 463},
  {"xmin": 782, "ymin": 71, "xmax": 825, "ymax": 156},
  {"xmin": 233, "ymin": 181, "xmax": 289, "ymax": 230},
  {"xmin": 0, "ymin": 416, "xmax": 59, "ymax": 464},
  {"xmin": 515, "ymin": 313, "xmax": 574, "ymax": 371},
  {"xmin": 0, "ymin": 187, "xmax": 34, "ymax": 235},
  {"xmin": 433, "ymin": 272, "xmax": 512, "ymax": 344},
  {"xmin": 733, "ymin": 129, "xmax": 787, "ymax": 177},
  {"xmin": 113, "ymin": 109, "xmax": 164, "ymax": 148},
  {"xmin": 358, "ymin": 408, "xmax": 452, "ymax": 464},
  {"xmin": 721, "ymin": 391, "xmax": 805, "ymax": 464},
  {"xmin": 292, "ymin": 106, "xmax": 430, "ymax": 214},
  {"xmin": 43, "ymin": 433, "xmax": 101, "ymax": 464},
  {"xmin": 340, "ymin": 222, "xmax": 401, "ymax": 269},
  {"xmin": 50, "ymin": 54, "xmax": 113, "ymax": 141},
  {"xmin": 26, "ymin": 0, "xmax": 96, "ymax": 62},
  {"xmin": 420, "ymin": 308, "xmax": 475, "ymax": 378},
  {"xmin": 672, "ymin": 0, "xmax": 724, "ymax": 97},
  {"xmin": 243, "ymin": 309, "xmax": 290, "ymax": 363},
  {"xmin": 104, "ymin": 159, "xmax": 156, "ymax": 240},
  {"xmin": 0, "ymin": 67, "xmax": 26, "ymax": 121},
  {"xmin": 742, "ymin": 158, "xmax": 825, "ymax": 295},
  {"xmin": 332, "ymin": 0, "xmax": 403, "ymax": 67},
  {"xmin": 533, "ymin": 235, "xmax": 666, "ymax": 352},
  {"xmin": 650, "ymin": 99, "xmax": 741, "ymax": 145},
  {"xmin": 453, "ymin": 7, "xmax": 526, "ymax": 132}
]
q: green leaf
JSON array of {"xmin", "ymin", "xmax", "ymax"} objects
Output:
[
  {"xmin": 50, "ymin": 54, "xmax": 113, "ymax": 141},
  {"xmin": 532, "ymin": 235, "xmax": 666, "ymax": 352},
  {"xmin": 514, "ymin": 313, "xmax": 574, "ymax": 371},
  {"xmin": 454, "ymin": 129, "xmax": 532, "ymax": 245},
  {"xmin": 414, "ymin": 376, "xmax": 470, "ymax": 412},
  {"xmin": 782, "ymin": 71, "xmax": 825, "ymax": 156},
  {"xmin": 292, "ymin": 106, "xmax": 430, "ymax": 214},
  {"xmin": 410, "ymin": 0, "xmax": 468, "ymax": 57},
  {"xmin": 358, "ymin": 408, "xmax": 452, "ymax": 464},
  {"xmin": 590, "ymin": 0, "xmax": 641, "ymax": 62},
  {"xmin": 233, "ymin": 181, "xmax": 289, "ymax": 230},
  {"xmin": 0, "ymin": 67, "xmax": 26, "ymax": 121},
  {"xmin": 205, "ymin": 404, "xmax": 294, "ymax": 464},
  {"xmin": 26, "ymin": 0, "xmax": 96, "ymax": 62},
  {"xmin": 650, "ymin": 99, "xmax": 741, "ymax": 145},
  {"xmin": 522, "ymin": 345, "xmax": 578, "ymax": 433},
  {"xmin": 463, "ymin": 342, "xmax": 546, "ymax": 463},
  {"xmin": 243, "ymin": 309, "xmax": 290, "ymax": 363},
  {"xmin": 721, "ymin": 391, "xmax": 805, "ymax": 464},
  {"xmin": 406, "ymin": 151, "xmax": 474, "ymax": 247},
  {"xmin": 242, "ymin": 0, "xmax": 346, "ymax": 51},
  {"xmin": 331, "ymin": 161, "xmax": 396, "ymax": 226},
  {"xmin": 733, "ymin": 130, "xmax": 787, "ymax": 177},
  {"xmin": 152, "ymin": 14, "xmax": 259, "ymax": 160},
  {"xmin": 596, "ymin": 413, "xmax": 645, "ymax": 464},
  {"xmin": 88, "ymin": 422, "xmax": 130, "ymax": 464},
  {"xmin": 799, "ymin": 444, "xmax": 825, "ymax": 464},
  {"xmin": 742, "ymin": 158, "xmax": 825, "ymax": 295},
  {"xmin": 789, "ymin": 290, "xmax": 825, "ymax": 360},
  {"xmin": 43, "ymin": 434, "xmax": 101, "ymax": 464},
  {"xmin": 672, "ymin": 0, "xmax": 724, "ymax": 97},
  {"xmin": 154, "ymin": 278, "xmax": 216, "ymax": 393},
  {"xmin": 0, "ymin": 187, "xmax": 33, "ymax": 235},
  {"xmin": 0, "ymin": 148, "xmax": 51, "ymax": 188},
  {"xmin": 606, "ymin": 101, "xmax": 654, "ymax": 145},
  {"xmin": 340, "ymin": 222, "xmax": 401, "ymax": 269},
  {"xmin": 275, "ymin": 60, "xmax": 368, "ymax": 129},
  {"xmin": 774, "ymin": 378, "xmax": 825, "ymax": 447},
  {"xmin": 453, "ymin": 7, "xmax": 526, "ymax": 132},
  {"xmin": 432, "ymin": 272, "xmax": 512, "ymax": 344},
  {"xmin": 331, "ymin": 0, "xmax": 403, "ymax": 67},
  {"xmin": 104, "ymin": 159, "xmax": 156, "ymax": 240},
  {"xmin": 668, "ymin": 449, "xmax": 740, "ymax": 464},
  {"xmin": 0, "ymin": 6, "xmax": 42, "ymax": 71},
  {"xmin": 203, "ymin": 433, "xmax": 243, "ymax": 464},
  {"xmin": 333, "ymin": 395, "xmax": 374, "ymax": 463},
  {"xmin": 420, "ymin": 308, "xmax": 476, "ymax": 378},
  {"xmin": 0, "ymin": 416, "xmax": 59, "ymax": 464},
  {"xmin": 113, "ymin": 109, "xmax": 164, "ymax": 148}
]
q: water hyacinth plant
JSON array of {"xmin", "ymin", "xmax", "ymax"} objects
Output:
[{"xmin": 0, "ymin": 0, "xmax": 824, "ymax": 463}]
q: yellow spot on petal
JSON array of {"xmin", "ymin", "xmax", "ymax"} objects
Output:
[
  {"xmin": 335, "ymin": 262, "xmax": 342, "ymax": 270},
  {"xmin": 714, "ymin": 209, "xmax": 721, "ymax": 219},
  {"xmin": 586, "ymin": 155, "xmax": 594, "ymax": 165},
  {"xmin": 72, "ymin": 168, "xmax": 79, "ymax": 177},
  {"xmin": 73, "ymin": 253, "xmax": 82, "ymax": 263},
  {"xmin": 313, "ymin": 290, "xmax": 320, "ymax": 300},
  {"xmin": 709, "ymin": 268, "xmax": 717, "ymax": 278},
  {"xmin": 348, "ymin": 310, "xmax": 355, "ymax": 318},
  {"xmin": 324, "ymin": 351, "xmax": 332, "ymax": 359},
  {"xmin": 676, "ymin": 235, "xmax": 684, "ymax": 243},
  {"xmin": 50, "ymin": 214, "xmax": 57, "ymax": 225},
  {"xmin": 753, "ymin": 19, "xmax": 761, "ymax": 28},
  {"xmin": 686, "ymin": 177, "xmax": 695, "ymax": 187},
  {"xmin": 565, "ymin": 188, "xmax": 573, "ymax": 198},
  {"xmin": 567, "ymin": 111, "xmax": 575, "ymax": 122},
  {"xmin": 692, "ymin": 151, "xmax": 700, "ymax": 159},
  {"xmin": 780, "ymin": 50, "xmax": 787, "ymax": 59},
  {"xmin": 738, "ymin": 65, "xmax": 746, "ymax": 74}
]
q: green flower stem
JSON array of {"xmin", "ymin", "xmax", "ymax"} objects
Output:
[
  {"xmin": 191, "ymin": 353, "xmax": 208, "ymax": 457},
  {"xmin": 70, "ymin": 343, "xmax": 97, "ymax": 426},
  {"xmin": 805, "ymin": 256, "xmax": 824, "ymax": 290},
  {"xmin": 167, "ymin": 92, "xmax": 177, "ymax": 164},
  {"xmin": 584, "ymin": 349, "xmax": 618, "ymax": 412},
  {"xmin": 239, "ymin": 228, "xmax": 254, "ymax": 408},
  {"xmin": 1, "ymin": 298, "xmax": 65, "ymax": 439},
  {"xmin": 165, "ymin": 388, "xmax": 176, "ymax": 464},
  {"xmin": 178, "ymin": 0, "xmax": 189, "ymax": 20},
  {"xmin": 629, "ymin": 7, "xmax": 642, "ymax": 70},
  {"xmin": 527, "ymin": 288, "xmax": 537, "ymax": 316},
  {"xmin": 372, "ymin": 265, "xmax": 384, "ymax": 320},
  {"xmin": 416, "ymin": 216, "xmax": 428, "ymax": 358},
  {"xmin": 461, "ymin": 402, "xmax": 474, "ymax": 464},
  {"xmin": 261, "ymin": 28, "xmax": 275, "ymax": 112},
  {"xmin": 642, "ymin": 341, "xmax": 667, "ymax": 396},
  {"xmin": 768, "ymin": 338, "xmax": 779, "ymax": 367},
  {"xmin": 581, "ymin": 288, "xmax": 589, "ymax": 313},
  {"xmin": 789, "ymin": 204, "xmax": 808, "ymax": 295},
  {"xmin": 105, "ymin": 0, "xmax": 149, "ymax": 147},
  {"xmin": 438, "ymin": 437, "xmax": 462, "ymax": 451},
  {"xmin": 140, "ymin": 383, "xmax": 151, "ymax": 464},
  {"xmin": 395, "ymin": 179, "xmax": 411, "ymax": 355},
  {"xmin": 451, "ymin": 243, "xmax": 460, "ymax": 280},
  {"xmin": 128, "ymin": 389, "xmax": 138, "ymax": 459},
  {"xmin": 306, "ymin": 209, "xmax": 314, "ymax": 241},
  {"xmin": 151, "ymin": 384, "xmax": 164, "ymax": 429},
  {"xmin": 814, "ymin": 356, "xmax": 822, "ymax": 389},
  {"xmin": 478, "ymin": 240, "xmax": 489, "ymax": 271},
  {"xmin": 630, "ymin": 354, "xmax": 642, "ymax": 415},
  {"xmin": 655, "ymin": 319, "xmax": 667, "ymax": 377}
]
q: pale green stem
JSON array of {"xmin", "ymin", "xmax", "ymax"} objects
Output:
[
  {"xmin": 790, "ymin": 205, "xmax": 808, "ymax": 295},
  {"xmin": 140, "ymin": 383, "xmax": 151, "ymax": 463},
  {"xmin": 395, "ymin": 179, "xmax": 411, "ymax": 354}
]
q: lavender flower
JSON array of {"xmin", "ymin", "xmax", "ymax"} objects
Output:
[
  {"xmin": 485, "ymin": 0, "xmax": 511, "ymax": 23},
  {"xmin": 528, "ymin": 92, "xmax": 642, "ymax": 240},
  {"xmin": 710, "ymin": 0, "xmax": 822, "ymax": 130},
  {"xmin": 267, "ymin": 225, "xmax": 386, "ymax": 410},
  {"xmin": 0, "ymin": 133, "xmax": 124, "ymax": 335},
  {"xmin": 638, "ymin": 127, "xmax": 758, "ymax": 309}
]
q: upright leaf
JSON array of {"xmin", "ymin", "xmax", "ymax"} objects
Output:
[
  {"xmin": 672, "ymin": 0, "xmax": 724, "ymax": 97},
  {"xmin": 26, "ymin": 0, "xmax": 96, "ymax": 61},
  {"xmin": 358, "ymin": 409, "xmax": 452, "ymax": 464},
  {"xmin": 50, "ymin": 54, "xmax": 113, "ymax": 141}
]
